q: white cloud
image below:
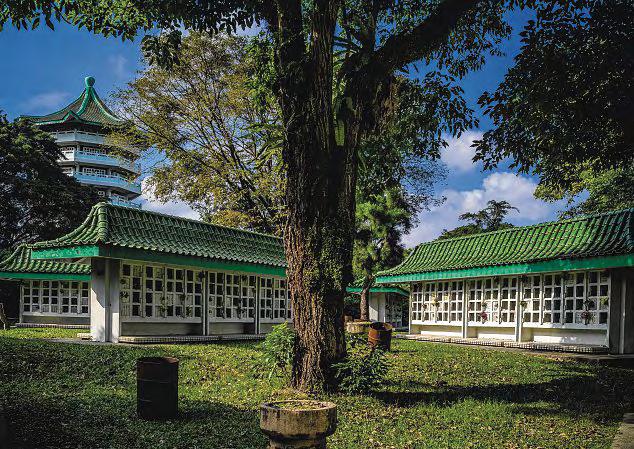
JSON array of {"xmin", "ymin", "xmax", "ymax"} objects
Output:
[
  {"xmin": 139, "ymin": 177, "xmax": 200, "ymax": 220},
  {"xmin": 107, "ymin": 54, "xmax": 129, "ymax": 79},
  {"xmin": 403, "ymin": 172, "xmax": 563, "ymax": 247},
  {"xmin": 440, "ymin": 131, "xmax": 483, "ymax": 173},
  {"xmin": 20, "ymin": 91, "xmax": 69, "ymax": 113}
]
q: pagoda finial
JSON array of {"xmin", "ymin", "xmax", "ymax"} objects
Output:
[{"xmin": 85, "ymin": 76, "xmax": 95, "ymax": 88}]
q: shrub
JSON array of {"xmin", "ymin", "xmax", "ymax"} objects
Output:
[
  {"xmin": 333, "ymin": 344, "xmax": 389, "ymax": 394},
  {"xmin": 262, "ymin": 322, "xmax": 296, "ymax": 378}
]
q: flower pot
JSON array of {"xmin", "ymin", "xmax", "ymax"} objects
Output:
[
  {"xmin": 368, "ymin": 322, "xmax": 393, "ymax": 351},
  {"xmin": 260, "ymin": 400, "xmax": 337, "ymax": 449},
  {"xmin": 346, "ymin": 321, "xmax": 371, "ymax": 335}
]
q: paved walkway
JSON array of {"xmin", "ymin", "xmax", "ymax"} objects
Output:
[
  {"xmin": 612, "ymin": 413, "xmax": 634, "ymax": 449},
  {"xmin": 396, "ymin": 334, "xmax": 634, "ymax": 367}
]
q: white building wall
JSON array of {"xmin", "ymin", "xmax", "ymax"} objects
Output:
[{"xmin": 408, "ymin": 269, "xmax": 615, "ymax": 347}]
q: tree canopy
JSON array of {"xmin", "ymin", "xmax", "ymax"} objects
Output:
[
  {"xmin": 474, "ymin": 0, "xmax": 634, "ymax": 192},
  {"xmin": 536, "ymin": 165, "xmax": 634, "ymax": 218},
  {"xmin": 438, "ymin": 200, "xmax": 518, "ymax": 240},
  {"xmin": 1, "ymin": 0, "xmax": 525, "ymax": 391},
  {"xmin": 0, "ymin": 114, "xmax": 100, "ymax": 251},
  {"xmin": 112, "ymin": 33, "xmax": 285, "ymax": 234}
]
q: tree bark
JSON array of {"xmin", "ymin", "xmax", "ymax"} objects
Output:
[
  {"xmin": 359, "ymin": 271, "xmax": 374, "ymax": 321},
  {"xmin": 273, "ymin": 0, "xmax": 350, "ymax": 392},
  {"xmin": 269, "ymin": 0, "xmax": 488, "ymax": 392},
  {"xmin": 359, "ymin": 287, "xmax": 370, "ymax": 322}
]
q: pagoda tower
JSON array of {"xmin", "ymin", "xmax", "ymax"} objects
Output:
[{"xmin": 22, "ymin": 76, "xmax": 142, "ymax": 208}]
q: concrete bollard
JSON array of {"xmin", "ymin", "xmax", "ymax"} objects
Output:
[{"xmin": 260, "ymin": 400, "xmax": 337, "ymax": 449}]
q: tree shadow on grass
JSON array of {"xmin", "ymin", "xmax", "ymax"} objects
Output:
[
  {"xmin": 5, "ymin": 388, "xmax": 264, "ymax": 449},
  {"xmin": 0, "ymin": 339, "xmax": 266, "ymax": 449},
  {"xmin": 372, "ymin": 372, "xmax": 634, "ymax": 424}
]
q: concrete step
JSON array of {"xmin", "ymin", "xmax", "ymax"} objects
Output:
[{"xmin": 395, "ymin": 333, "xmax": 609, "ymax": 354}]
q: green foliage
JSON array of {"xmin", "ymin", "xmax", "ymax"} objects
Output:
[
  {"xmin": 438, "ymin": 200, "xmax": 518, "ymax": 240},
  {"xmin": 353, "ymin": 187, "xmax": 414, "ymax": 275},
  {"xmin": 261, "ymin": 322, "xmax": 296, "ymax": 378},
  {"xmin": 475, "ymin": 0, "xmax": 634, "ymax": 191},
  {"xmin": 536, "ymin": 165, "xmax": 634, "ymax": 218},
  {"xmin": 0, "ymin": 113, "xmax": 100, "ymax": 251},
  {"xmin": 0, "ymin": 0, "xmax": 535, "ymax": 391},
  {"xmin": 334, "ymin": 341, "xmax": 389, "ymax": 394},
  {"xmin": 2, "ymin": 328, "xmax": 633, "ymax": 448},
  {"xmin": 111, "ymin": 33, "xmax": 285, "ymax": 234}
]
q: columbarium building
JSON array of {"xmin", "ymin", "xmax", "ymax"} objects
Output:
[
  {"xmin": 375, "ymin": 208, "xmax": 634, "ymax": 354},
  {"xmin": 1, "ymin": 203, "xmax": 290, "ymax": 342},
  {"xmin": 2, "ymin": 204, "xmax": 634, "ymax": 353},
  {"xmin": 22, "ymin": 76, "xmax": 141, "ymax": 208}
]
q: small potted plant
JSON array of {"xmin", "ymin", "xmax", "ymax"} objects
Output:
[
  {"xmin": 479, "ymin": 311, "xmax": 488, "ymax": 323},
  {"xmin": 159, "ymin": 301, "xmax": 168, "ymax": 318},
  {"xmin": 580, "ymin": 310, "xmax": 593, "ymax": 325},
  {"xmin": 599, "ymin": 296, "xmax": 610, "ymax": 308},
  {"xmin": 260, "ymin": 400, "xmax": 337, "ymax": 449}
]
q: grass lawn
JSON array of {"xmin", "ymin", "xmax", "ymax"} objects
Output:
[{"xmin": 1, "ymin": 329, "xmax": 633, "ymax": 448}]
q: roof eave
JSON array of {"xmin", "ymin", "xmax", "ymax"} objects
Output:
[
  {"xmin": 0, "ymin": 271, "xmax": 91, "ymax": 281},
  {"xmin": 346, "ymin": 286, "xmax": 409, "ymax": 296},
  {"xmin": 31, "ymin": 244, "xmax": 287, "ymax": 277},
  {"xmin": 375, "ymin": 254, "xmax": 634, "ymax": 284}
]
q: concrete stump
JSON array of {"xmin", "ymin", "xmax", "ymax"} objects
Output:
[
  {"xmin": 260, "ymin": 400, "xmax": 337, "ymax": 449},
  {"xmin": 345, "ymin": 321, "xmax": 371, "ymax": 335}
]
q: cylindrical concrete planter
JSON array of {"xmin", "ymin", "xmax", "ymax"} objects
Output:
[
  {"xmin": 260, "ymin": 400, "xmax": 337, "ymax": 449},
  {"xmin": 345, "ymin": 321, "xmax": 371, "ymax": 335}
]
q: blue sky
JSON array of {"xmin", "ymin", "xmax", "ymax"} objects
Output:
[{"xmin": 0, "ymin": 10, "xmax": 565, "ymax": 245}]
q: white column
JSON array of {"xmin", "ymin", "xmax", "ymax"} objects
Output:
[
  {"xmin": 108, "ymin": 259, "xmax": 121, "ymax": 343},
  {"xmin": 515, "ymin": 278, "xmax": 524, "ymax": 342},
  {"xmin": 18, "ymin": 283, "xmax": 24, "ymax": 324},
  {"xmin": 90, "ymin": 258, "xmax": 121, "ymax": 342},
  {"xmin": 461, "ymin": 281, "xmax": 468, "ymax": 338},
  {"xmin": 90, "ymin": 258, "xmax": 107, "ymax": 342}
]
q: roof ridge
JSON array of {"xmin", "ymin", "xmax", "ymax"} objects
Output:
[
  {"xmin": 105, "ymin": 203, "xmax": 283, "ymax": 241},
  {"xmin": 20, "ymin": 90, "xmax": 86, "ymax": 121},
  {"xmin": 19, "ymin": 76, "xmax": 123, "ymax": 127},
  {"xmin": 413, "ymin": 207, "xmax": 634, "ymax": 248},
  {"xmin": 88, "ymin": 88, "xmax": 123, "ymax": 123},
  {"xmin": 377, "ymin": 207, "xmax": 634, "ymax": 279},
  {"xmin": 0, "ymin": 245, "xmax": 27, "ymax": 270}
]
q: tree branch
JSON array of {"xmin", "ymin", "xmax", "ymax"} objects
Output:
[{"xmin": 347, "ymin": 0, "xmax": 487, "ymax": 78}]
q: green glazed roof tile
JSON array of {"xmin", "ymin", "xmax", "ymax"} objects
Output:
[
  {"xmin": 0, "ymin": 245, "xmax": 90, "ymax": 276},
  {"xmin": 21, "ymin": 76, "xmax": 123, "ymax": 127},
  {"xmin": 345, "ymin": 278, "xmax": 409, "ymax": 296},
  {"xmin": 377, "ymin": 208, "xmax": 634, "ymax": 280},
  {"xmin": 32, "ymin": 203, "xmax": 286, "ymax": 268}
]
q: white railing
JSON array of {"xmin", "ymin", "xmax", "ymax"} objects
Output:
[
  {"xmin": 51, "ymin": 130, "xmax": 140, "ymax": 154},
  {"xmin": 52, "ymin": 130, "xmax": 106, "ymax": 145},
  {"xmin": 73, "ymin": 172, "xmax": 142, "ymax": 195},
  {"xmin": 60, "ymin": 149, "xmax": 141, "ymax": 173},
  {"xmin": 109, "ymin": 197, "xmax": 142, "ymax": 209}
]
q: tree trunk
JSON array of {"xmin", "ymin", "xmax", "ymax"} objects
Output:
[
  {"xmin": 359, "ymin": 287, "xmax": 370, "ymax": 322},
  {"xmin": 273, "ymin": 0, "xmax": 350, "ymax": 392},
  {"xmin": 359, "ymin": 274, "xmax": 374, "ymax": 321}
]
